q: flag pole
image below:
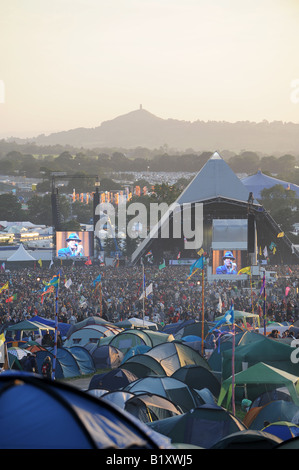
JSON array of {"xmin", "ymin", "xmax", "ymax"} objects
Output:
[
  {"xmin": 99, "ymin": 282, "xmax": 102, "ymax": 317},
  {"xmin": 142, "ymin": 262, "xmax": 145, "ymax": 327},
  {"xmin": 201, "ymin": 267, "xmax": 205, "ymax": 356},
  {"xmin": 231, "ymin": 300, "xmax": 236, "ymax": 416},
  {"xmin": 263, "ymin": 278, "xmax": 266, "ymax": 336},
  {"xmin": 52, "ymin": 276, "xmax": 60, "ymax": 380}
]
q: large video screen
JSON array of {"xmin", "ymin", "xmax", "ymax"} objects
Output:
[
  {"xmin": 212, "ymin": 249, "xmax": 246, "ymax": 275},
  {"xmin": 56, "ymin": 231, "xmax": 94, "ymax": 258}
]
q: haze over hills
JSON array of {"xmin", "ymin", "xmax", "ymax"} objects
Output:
[{"xmin": 9, "ymin": 107, "xmax": 299, "ymax": 155}]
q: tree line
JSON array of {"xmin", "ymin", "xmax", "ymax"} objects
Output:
[{"xmin": 1, "ymin": 148, "xmax": 299, "ymax": 187}]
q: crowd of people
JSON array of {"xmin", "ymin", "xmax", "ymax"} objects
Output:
[{"xmin": 0, "ymin": 262, "xmax": 299, "ymax": 331}]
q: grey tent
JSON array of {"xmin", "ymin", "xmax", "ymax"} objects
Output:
[
  {"xmin": 210, "ymin": 430, "xmax": 282, "ymax": 449},
  {"xmin": 88, "ymin": 344, "xmax": 124, "ymax": 369},
  {"xmin": 99, "ymin": 329, "xmax": 154, "ymax": 354},
  {"xmin": 144, "ymin": 341, "xmax": 210, "ymax": 376},
  {"xmin": 123, "ymin": 376, "xmax": 204, "ymax": 413},
  {"xmin": 120, "ymin": 354, "xmax": 167, "ymax": 378},
  {"xmin": 148, "ymin": 404, "xmax": 246, "ymax": 448},
  {"xmin": 101, "ymin": 390, "xmax": 183, "ymax": 423},
  {"xmin": 63, "ymin": 325, "xmax": 116, "ymax": 348},
  {"xmin": 124, "ymin": 393, "xmax": 183, "ymax": 423},
  {"xmin": 88, "ymin": 368, "xmax": 139, "ymax": 391},
  {"xmin": 171, "ymin": 365, "xmax": 221, "ymax": 398}
]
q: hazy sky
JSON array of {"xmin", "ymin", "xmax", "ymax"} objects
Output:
[{"xmin": 1, "ymin": 0, "xmax": 299, "ymax": 138}]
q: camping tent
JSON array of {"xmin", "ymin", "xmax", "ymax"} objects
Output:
[
  {"xmin": 214, "ymin": 310, "xmax": 260, "ymax": 328},
  {"xmin": 218, "ymin": 362, "xmax": 299, "ymax": 409},
  {"xmin": 221, "ymin": 335, "xmax": 299, "ymax": 380},
  {"xmin": 30, "ymin": 315, "xmax": 70, "ymax": 338},
  {"xmin": 244, "ymin": 400, "xmax": 299, "ymax": 430},
  {"xmin": 148, "ymin": 404, "xmax": 246, "ymax": 448},
  {"xmin": 171, "ymin": 365, "xmax": 221, "ymax": 398},
  {"xmin": 207, "ymin": 330, "xmax": 266, "ymax": 373},
  {"xmin": 162, "ymin": 320, "xmax": 196, "ymax": 336},
  {"xmin": 87, "ymin": 344, "xmax": 124, "ymax": 369},
  {"xmin": 115, "ymin": 317, "xmax": 159, "ymax": 330},
  {"xmin": 5, "ymin": 320, "xmax": 55, "ymax": 342},
  {"xmin": 0, "ymin": 371, "xmax": 172, "ymax": 449},
  {"xmin": 124, "ymin": 393, "xmax": 183, "ymax": 423},
  {"xmin": 120, "ymin": 354, "xmax": 167, "ymax": 378},
  {"xmin": 173, "ymin": 321, "xmax": 210, "ymax": 340},
  {"xmin": 210, "ymin": 430, "xmax": 282, "ymax": 449},
  {"xmin": 99, "ymin": 329, "xmax": 173, "ymax": 355},
  {"xmin": 64, "ymin": 346, "xmax": 96, "ymax": 375},
  {"xmin": 262, "ymin": 421, "xmax": 299, "ymax": 441},
  {"xmin": 65, "ymin": 316, "xmax": 122, "ymax": 339},
  {"xmin": 121, "ymin": 344, "xmax": 151, "ymax": 363},
  {"xmin": 63, "ymin": 325, "xmax": 116, "ymax": 348},
  {"xmin": 88, "ymin": 368, "xmax": 139, "ymax": 392},
  {"xmin": 144, "ymin": 341, "xmax": 210, "ymax": 376},
  {"xmin": 123, "ymin": 376, "xmax": 205, "ymax": 413}
]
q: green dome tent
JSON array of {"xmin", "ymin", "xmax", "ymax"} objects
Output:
[
  {"xmin": 98, "ymin": 329, "xmax": 173, "ymax": 355},
  {"xmin": 218, "ymin": 362, "xmax": 299, "ymax": 410}
]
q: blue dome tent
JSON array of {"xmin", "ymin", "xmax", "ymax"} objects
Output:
[{"xmin": 0, "ymin": 371, "xmax": 172, "ymax": 449}]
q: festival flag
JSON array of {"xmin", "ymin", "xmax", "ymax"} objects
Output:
[
  {"xmin": 0, "ymin": 262, "xmax": 5, "ymax": 272},
  {"xmin": 44, "ymin": 275, "xmax": 60, "ymax": 288},
  {"xmin": 0, "ymin": 282, "xmax": 9, "ymax": 293},
  {"xmin": 38, "ymin": 259, "xmax": 42, "ymax": 267},
  {"xmin": 64, "ymin": 278, "xmax": 72, "ymax": 289},
  {"xmin": 85, "ymin": 256, "xmax": 92, "ymax": 266},
  {"xmin": 259, "ymin": 246, "xmax": 262, "ymax": 256},
  {"xmin": 209, "ymin": 304, "xmax": 234, "ymax": 332},
  {"xmin": 218, "ymin": 296, "xmax": 222, "ymax": 314},
  {"xmin": 113, "ymin": 254, "xmax": 119, "ymax": 268},
  {"xmin": 269, "ymin": 242, "xmax": 277, "ymax": 251},
  {"xmin": 238, "ymin": 266, "xmax": 251, "ymax": 275},
  {"xmin": 177, "ymin": 252, "xmax": 181, "ymax": 259},
  {"xmin": 139, "ymin": 282, "xmax": 153, "ymax": 300},
  {"xmin": 285, "ymin": 286, "xmax": 291, "ymax": 297},
  {"xmin": 49, "ymin": 259, "xmax": 54, "ymax": 269},
  {"xmin": 40, "ymin": 285, "xmax": 54, "ymax": 303},
  {"xmin": 159, "ymin": 259, "xmax": 166, "ymax": 270},
  {"xmin": 93, "ymin": 274, "xmax": 102, "ymax": 287},
  {"xmin": 277, "ymin": 232, "xmax": 284, "ymax": 238},
  {"xmin": 263, "ymin": 246, "xmax": 268, "ymax": 258},
  {"xmin": 5, "ymin": 294, "xmax": 17, "ymax": 303},
  {"xmin": 188, "ymin": 256, "xmax": 204, "ymax": 279}
]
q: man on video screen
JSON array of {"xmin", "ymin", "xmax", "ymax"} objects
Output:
[
  {"xmin": 216, "ymin": 251, "xmax": 237, "ymax": 274},
  {"xmin": 58, "ymin": 233, "xmax": 84, "ymax": 257}
]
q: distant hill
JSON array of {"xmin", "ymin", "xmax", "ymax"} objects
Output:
[{"xmin": 11, "ymin": 108, "xmax": 299, "ymax": 154}]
